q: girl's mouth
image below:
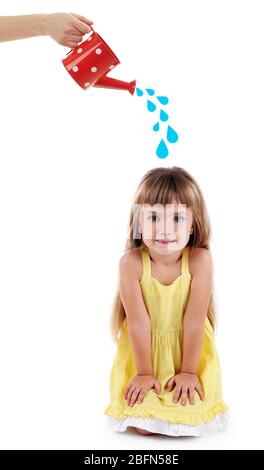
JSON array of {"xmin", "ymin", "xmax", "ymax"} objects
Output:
[{"xmin": 155, "ymin": 239, "xmax": 177, "ymax": 244}]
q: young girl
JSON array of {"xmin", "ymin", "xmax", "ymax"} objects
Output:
[{"xmin": 104, "ymin": 166, "xmax": 229, "ymax": 437}]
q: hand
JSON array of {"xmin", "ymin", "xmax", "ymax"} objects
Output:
[
  {"xmin": 43, "ymin": 13, "xmax": 93, "ymax": 48},
  {"xmin": 124, "ymin": 374, "xmax": 161, "ymax": 407},
  {"xmin": 166, "ymin": 372, "xmax": 204, "ymax": 406}
]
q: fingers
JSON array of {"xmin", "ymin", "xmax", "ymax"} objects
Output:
[
  {"xmin": 72, "ymin": 18, "xmax": 93, "ymax": 35},
  {"xmin": 65, "ymin": 42, "xmax": 81, "ymax": 49},
  {"xmin": 173, "ymin": 387, "xmax": 197, "ymax": 405},
  {"xmin": 63, "ymin": 14, "xmax": 94, "ymax": 47},
  {"xmin": 173, "ymin": 385, "xmax": 182, "ymax": 403},
  {"xmin": 136, "ymin": 389, "xmax": 145, "ymax": 405},
  {"xmin": 72, "ymin": 13, "xmax": 94, "ymax": 26},
  {"xmin": 64, "ymin": 29, "xmax": 85, "ymax": 36},
  {"xmin": 126, "ymin": 386, "xmax": 135, "ymax": 405},
  {"xmin": 188, "ymin": 388, "xmax": 195, "ymax": 405},
  {"xmin": 195, "ymin": 383, "xmax": 205, "ymax": 401},
  {"xmin": 180, "ymin": 387, "xmax": 188, "ymax": 406},
  {"xmin": 167, "ymin": 377, "xmax": 175, "ymax": 391},
  {"xmin": 173, "ymin": 386, "xmax": 204, "ymax": 405},
  {"xmin": 64, "ymin": 35, "xmax": 83, "ymax": 48},
  {"xmin": 154, "ymin": 381, "xmax": 162, "ymax": 395},
  {"xmin": 124, "ymin": 384, "xmax": 132, "ymax": 400},
  {"xmin": 127, "ymin": 387, "xmax": 141, "ymax": 407}
]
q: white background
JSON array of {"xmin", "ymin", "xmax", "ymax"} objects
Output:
[{"xmin": 0, "ymin": 0, "xmax": 263, "ymax": 450}]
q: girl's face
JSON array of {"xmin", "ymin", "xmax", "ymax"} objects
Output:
[{"xmin": 138, "ymin": 201, "xmax": 193, "ymax": 254}]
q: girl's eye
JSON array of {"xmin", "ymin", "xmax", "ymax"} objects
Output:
[
  {"xmin": 174, "ymin": 215, "xmax": 185, "ymax": 222},
  {"xmin": 147, "ymin": 215, "xmax": 160, "ymax": 222},
  {"xmin": 147, "ymin": 215, "xmax": 185, "ymax": 222}
]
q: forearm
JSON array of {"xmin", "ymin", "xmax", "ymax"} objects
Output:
[
  {"xmin": 127, "ymin": 321, "xmax": 153, "ymax": 375},
  {"xmin": 181, "ymin": 322, "xmax": 204, "ymax": 374},
  {"xmin": 0, "ymin": 14, "xmax": 47, "ymax": 42}
]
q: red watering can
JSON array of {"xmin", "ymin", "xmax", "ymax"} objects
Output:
[{"xmin": 62, "ymin": 28, "xmax": 136, "ymax": 95}]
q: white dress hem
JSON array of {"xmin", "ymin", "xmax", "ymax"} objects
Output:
[{"xmin": 107, "ymin": 411, "xmax": 230, "ymax": 437}]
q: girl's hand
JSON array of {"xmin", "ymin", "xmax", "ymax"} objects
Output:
[
  {"xmin": 43, "ymin": 13, "xmax": 93, "ymax": 48},
  {"xmin": 124, "ymin": 374, "xmax": 161, "ymax": 407},
  {"xmin": 166, "ymin": 372, "xmax": 204, "ymax": 406}
]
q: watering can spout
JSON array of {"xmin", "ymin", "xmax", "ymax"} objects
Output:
[{"xmin": 93, "ymin": 76, "xmax": 136, "ymax": 95}]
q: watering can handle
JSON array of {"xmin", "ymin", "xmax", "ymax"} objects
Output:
[{"xmin": 65, "ymin": 26, "xmax": 95, "ymax": 55}]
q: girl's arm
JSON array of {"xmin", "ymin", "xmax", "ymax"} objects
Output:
[
  {"xmin": 181, "ymin": 248, "xmax": 213, "ymax": 374},
  {"xmin": 119, "ymin": 251, "xmax": 153, "ymax": 376},
  {"xmin": 0, "ymin": 13, "xmax": 93, "ymax": 47},
  {"xmin": 167, "ymin": 248, "xmax": 212, "ymax": 405}
]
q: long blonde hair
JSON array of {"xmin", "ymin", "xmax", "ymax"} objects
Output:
[{"xmin": 110, "ymin": 166, "xmax": 217, "ymax": 343}]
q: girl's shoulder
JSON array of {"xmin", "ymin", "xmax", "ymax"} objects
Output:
[
  {"xmin": 188, "ymin": 246, "xmax": 212, "ymax": 277},
  {"xmin": 119, "ymin": 247, "xmax": 143, "ymax": 283}
]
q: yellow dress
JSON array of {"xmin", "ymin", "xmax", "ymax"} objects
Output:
[{"xmin": 104, "ymin": 245, "xmax": 229, "ymax": 436}]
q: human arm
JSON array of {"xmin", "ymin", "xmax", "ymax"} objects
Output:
[
  {"xmin": 0, "ymin": 13, "xmax": 93, "ymax": 47},
  {"xmin": 167, "ymin": 248, "xmax": 213, "ymax": 405},
  {"xmin": 119, "ymin": 251, "xmax": 161, "ymax": 406}
]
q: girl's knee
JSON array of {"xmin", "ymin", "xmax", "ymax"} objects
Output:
[{"xmin": 134, "ymin": 427, "xmax": 154, "ymax": 435}]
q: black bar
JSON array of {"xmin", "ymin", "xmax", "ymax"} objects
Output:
[{"xmin": 0, "ymin": 450, "xmax": 262, "ymax": 467}]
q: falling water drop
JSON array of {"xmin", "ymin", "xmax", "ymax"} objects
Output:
[
  {"xmin": 160, "ymin": 109, "xmax": 169, "ymax": 121},
  {"xmin": 157, "ymin": 96, "xmax": 169, "ymax": 105},
  {"xmin": 167, "ymin": 125, "xmax": 178, "ymax": 143},
  {"xmin": 147, "ymin": 100, "xmax": 156, "ymax": 112},
  {"xmin": 135, "ymin": 85, "xmax": 179, "ymax": 157},
  {"xmin": 146, "ymin": 88, "xmax": 155, "ymax": 96},
  {"xmin": 156, "ymin": 139, "xmax": 169, "ymax": 158}
]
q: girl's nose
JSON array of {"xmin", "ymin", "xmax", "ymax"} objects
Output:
[{"xmin": 161, "ymin": 226, "xmax": 173, "ymax": 235}]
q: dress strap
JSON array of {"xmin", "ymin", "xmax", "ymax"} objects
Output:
[
  {"xmin": 181, "ymin": 245, "xmax": 190, "ymax": 274},
  {"xmin": 140, "ymin": 245, "xmax": 151, "ymax": 278},
  {"xmin": 140, "ymin": 244, "xmax": 190, "ymax": 277}
]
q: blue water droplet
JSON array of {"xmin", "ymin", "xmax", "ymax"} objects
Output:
[
  {"xmin": 147, "ymin": 100, "xmax": 156, "ymax": 112},
  {"xmin": 146, "ymin": 88, "xmax": 155, "ymax": 96},
  {"xmin": 136, "ymin": 88, "xmax": 144, "ymax": 96},
  {"xmin": 157, "ymin": 96, "xmax": 169, "ymax": 105},
  {"xmin": 167, "ymin": 125, "xmax": 178, "ymax": 143},
  {"xmin": 156, "ymin": 139, "xmax": 169, "ymax": 158},
  {"xmin": 153, "ymin": 122, "xmax": 160, "ymax": 132},
  {"xmin": 160, "ymin": 109, "xmax": 169, "ymax": 121}
]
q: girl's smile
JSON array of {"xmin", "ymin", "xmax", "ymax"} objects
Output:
[{"xmin": 155, "ymin": 239, "xmax": 177, "ymax": 244}]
